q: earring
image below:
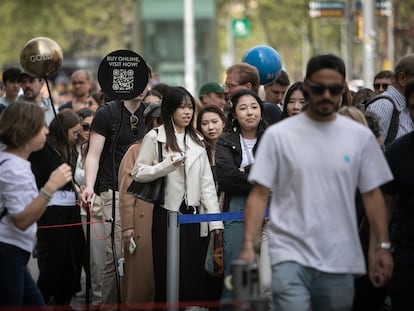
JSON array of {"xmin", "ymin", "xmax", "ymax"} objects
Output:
[{"xmin": 232, "ymin": 119, "xmax": 238, "ymax": 133}]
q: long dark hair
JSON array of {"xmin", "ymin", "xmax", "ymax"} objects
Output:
[
  {"xmin": 161, "ymin": 86, "xmax": 203, "ymax": 152},
  {"xmin": 224, "ymin": 89, "xmax": 266, "ymax": 134},
  {"xmin": 47, "ymin": 108, "xmax": 80, "ymax": 163},
  {"xmin": 197, "ymin": 104, "xmax": 226, "ymax": 163},
  {"xmin": 281, "ymin": 81, "xmax": 305, "ymax": 119}
]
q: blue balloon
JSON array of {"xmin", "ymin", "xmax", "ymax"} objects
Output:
[{"xmin": 242, "ymin": 45, "xmax": 282, "ymax": 85}]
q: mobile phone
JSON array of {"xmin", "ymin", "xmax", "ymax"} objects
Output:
[
  {"xmin": 129, "ymin": 237, "xmax": 136, "ymax": 255},
  {"xmin": 172, "ymin": 153, "xmax": 184, "ymax": 162}
]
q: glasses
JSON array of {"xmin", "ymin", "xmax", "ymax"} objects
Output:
[
  {"xmin": 130, "ymin": 115, "xmax": 139, "ymax": 136},
  {"xmin": 81, "ymin": 123, "xmax": 91, "ymax": 132},
  {"xmin": 373, "ymin": 83, "xmax": 390, "ymax": 91},
  {"xmin": 306, "ymin": 81, "xmax": 344, "ymax": 96},
  {"xmin": 223, "ymin": 83, "xmax": 241, "ymax": 90}
]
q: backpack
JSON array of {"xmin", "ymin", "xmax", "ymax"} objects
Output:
[{"xmin": 364, "ymin": 95, "xmax": 400, "ymax": 146}]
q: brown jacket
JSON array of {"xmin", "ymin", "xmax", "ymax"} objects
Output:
[{"xmin": 118, "ymin": 142, "xmax": 154, "ymax": 305}]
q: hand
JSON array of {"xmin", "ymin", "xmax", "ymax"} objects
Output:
[
  {"xmin": 81, "ymin": 185, "xmax": 95, "ymax": 205},
  {"xmin": 170, "ymin": 152, "xmax": 185, "ymax": 168},
  {"xmin": 123, "ymin": 229, "xmax": 134, "ymax": 244},
  {"xmin": 238, "ymin": 241, "xmax": 256, "ymax": 265},
  {"xmin": 46, "ymin": 163, "xmax": 72, "ymax": 192},
  {"xmin": 369, "ymin": 249, "xmax": 393, "ymax": 288}
]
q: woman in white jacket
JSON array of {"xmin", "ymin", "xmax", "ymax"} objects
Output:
[{"xmin": 131, "ymin": 86, "xmax": 223, "ymax": 304}]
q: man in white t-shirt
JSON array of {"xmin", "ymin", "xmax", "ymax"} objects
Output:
[{"xmin": 239, "ymin": 54, "xmax": 394, "ymax": 311}]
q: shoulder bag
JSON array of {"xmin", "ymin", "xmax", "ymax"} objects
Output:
[{"xmin": 127, "ymin": 133, "xmax": 164, "ymax": 205}]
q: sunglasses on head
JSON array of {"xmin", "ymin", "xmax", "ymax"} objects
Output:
[
  {"xmin": 373, "ymin": 83, "xmax": 390, "ymax": 90},
  {"xmin": 306, "ymin": 81, "xmax": 344, "ymax": 96},
  {"xmin": 81, "ymin": 123, "xmax": 91, "ymax": 131},
  {"xmin": 130, "ymin": 115, "xmax": 139, "ymax": 136}
]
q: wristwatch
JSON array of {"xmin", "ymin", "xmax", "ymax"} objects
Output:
[{"xmin": 376, "ymin": 242, "xmax": 392, "ymax": 251}]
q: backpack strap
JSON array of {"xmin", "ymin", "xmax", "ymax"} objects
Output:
[
  {"xmin": 365, "ymin": 95, "xmax": 400, "ymax": 146},
  {"xmin": 106, "ymin": 101, "xmax": 123, "ymax": 154}
]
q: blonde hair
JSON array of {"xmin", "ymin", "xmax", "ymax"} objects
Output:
[{"xmin": 338, "ymin": 106, "xmax": 368, "ymax": 127}]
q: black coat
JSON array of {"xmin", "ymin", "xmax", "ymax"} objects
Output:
[{"xmin": 215, "ymin": 130, "xmax": 263, "ymax": 211}]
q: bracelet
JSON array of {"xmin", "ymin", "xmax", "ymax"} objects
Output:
[
  {"xmin": 376, "ymin": 242, "xmax": 392, "ymax": 251},
  {"xmin": 39, "ymin": 188, "xmax": 53, "ymax": 201}
]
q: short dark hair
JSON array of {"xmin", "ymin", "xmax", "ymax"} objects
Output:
[
  {"xmin": 76, "ymin": 107, "xmax": 94, "ymax": 120},
  {"xmin": 0, "ymin": 100, "xmax": 45, "ymax": 148},
  {"xmin": 2, "ymin": 67, "xmax": 22, "ymax": 83},
  {"xmin": 274, "ymin": 70, "xmax": 290, "ymax": 86},
  {"xmin": 305, "ymin": 54, "xmax": 346, "ymax": 80},
  {"xmin": 374, "ymin": 70, "xmax": 394, "ymax": 81}
]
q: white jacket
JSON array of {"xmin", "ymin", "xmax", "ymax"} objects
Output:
[{"xmin": 131, "ymin": 126, "xmax": 223, "ymax": 236}]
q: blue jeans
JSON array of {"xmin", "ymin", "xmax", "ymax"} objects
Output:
[
  {"xmin": 221, "ymin": 195, "xmax": 246, "ymax": 304},
  {"xmin": 271, "ymin": 261, "xmax": 354, "ymax": 311},
  {"xmin": 0, "ymin": 242, "xmax": 46, "ymax": 308}
]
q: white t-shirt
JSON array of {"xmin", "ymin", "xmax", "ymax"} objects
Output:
[
  {"xmin": 0, "ymin": 152, "xmax": 39, "ymax": 253},
  {"xmin": 248, "ymin": 113, "xmax": 393, "ymax": 275}
]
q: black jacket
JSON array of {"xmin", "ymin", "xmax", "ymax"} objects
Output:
[{"xmin": 215, "ymin": 130, "xmax": 264, "ymax": 211}]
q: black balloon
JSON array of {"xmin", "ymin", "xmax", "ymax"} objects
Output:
[{"xmin": 20, "ymin": 37, "xmax": 63, "ymax": 78}]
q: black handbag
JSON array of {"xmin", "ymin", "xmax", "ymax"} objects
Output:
[{"xmin": 127, "ymin": 138, "xmax": 164, "ymax": 205}]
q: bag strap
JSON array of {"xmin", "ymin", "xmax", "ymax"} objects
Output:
[
  {"xmin": 365, "ymin": 95, "xmax": 400, "ymax": 146},
  {"xmin": 153, "ymin": 128, "xmax": 163, "ymax": 163}
]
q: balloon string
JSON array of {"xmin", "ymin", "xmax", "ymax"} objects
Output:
[{"xmin": 45, "ymin": 79, "xmax": 58, "ymax": 120}]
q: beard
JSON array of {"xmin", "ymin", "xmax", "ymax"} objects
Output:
[{"xmin": 312, "ymin": 99, "xmax": 340, "ymax": 116}]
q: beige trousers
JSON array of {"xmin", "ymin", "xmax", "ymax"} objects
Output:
[{"xmin": 100, "ymin": 190, "xmax": 122, "ymax": 306}]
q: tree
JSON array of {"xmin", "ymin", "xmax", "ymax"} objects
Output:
[{"xmin": 0, "ymin": 0, "xmax": 132, "ymax": 69}]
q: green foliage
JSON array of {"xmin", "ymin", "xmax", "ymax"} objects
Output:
[
  {"xmin": 217, "ymin": 0, "xmax": 414, "ymax": 81},
  {"xmin": 0, "ymin": 0, "xmax": 132, "ymax": 69}
]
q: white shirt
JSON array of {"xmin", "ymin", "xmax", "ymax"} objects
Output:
[
  {"xmin": 248, "ymin": 113, "xmax": 393, "ymax": 274},
  {"xmin": 0, "ymin": 152, "xmax": 39, "ymax": 253}
]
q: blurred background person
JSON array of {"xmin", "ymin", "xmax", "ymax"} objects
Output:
[
  {"xmin": 352, "ymin": 88, "xmax": 375, "ymax": 110},
  {"xmin": 198, "ymin": 82, "xmax": 226, "ymax": 111},
  {"xmin": 59, "ymin": 69, "xmax": 93, "ymax": 112},
  {"xmin": 280, "ymin": 81, "xmax": 306, "ymax": 120},
  {"xmin": 19, "ymin": 71, "xmax": 55, "ymax": 126},
  {"xmin": 0, "ymin": 66, "xmax": 22, "ymax": 107},
  {"xmin": 29, "ymin": 109, "xmax": 84, "ymax": 306},
  {"xmin": 263, "ymin": 69, "xmax": 290, "ymax": 111},
  {"xmin": 87, "ymin": 91, "xmax": 106, "ymax": 113},
  {"xmin": 373, "ymin": 70, "xmax": 394, "ymax": 95}
]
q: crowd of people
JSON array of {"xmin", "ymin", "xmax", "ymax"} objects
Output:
[{"xmin": 1, "ymin": 51, "xmax": 414, "ymax": 311}]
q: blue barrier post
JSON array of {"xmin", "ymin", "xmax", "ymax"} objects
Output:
[{"xmin": 167, "ymin": 211, "xmax": 180, "ymax": 311}]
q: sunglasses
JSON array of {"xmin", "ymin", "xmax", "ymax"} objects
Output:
[
  {"xmin": 306, "ymin": 81, "xmax": 344, "ymax": 96},
  {"xmin": 130, "ymin": 115, "xmax": 139, "ymax": 136},
  {"xmin": 373, "ymin": 83, "xmax": 390, "ymax": 91},
  {"xmin": 143, "ymin": 100, "xmax": 161, "ymax": 106},
  {"xmin": 81, "ymin": 123, "xmax": 91, "ymax": 131}
]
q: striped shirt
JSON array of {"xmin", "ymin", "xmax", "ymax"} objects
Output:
[{"xmin": 366, "ymin": 85, "xmax": 414, "ymax": 142}]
